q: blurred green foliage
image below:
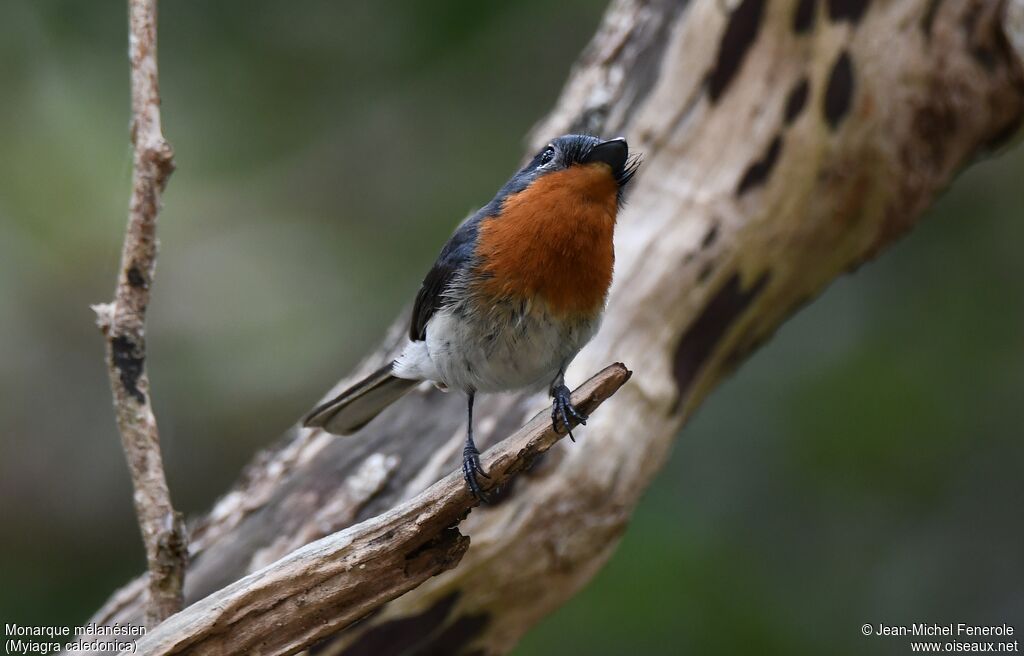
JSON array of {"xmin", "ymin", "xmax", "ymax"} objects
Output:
[{"xmin": 0, "ymin": 2, "xmax": 1020, "ymax": 654}]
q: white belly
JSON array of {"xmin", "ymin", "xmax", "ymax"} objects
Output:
[{"xmin": 394, "ymin": 298, "xmax": 600, "ymax": 393}]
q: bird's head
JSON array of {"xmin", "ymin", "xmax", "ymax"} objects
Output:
[{"xmin": 490, "ymin": 134, "xmax": 640, "ymax": 211}]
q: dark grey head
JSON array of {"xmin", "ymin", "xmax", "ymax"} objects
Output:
[
  {"xmin": 525, "ymin": 134, "xmax": 636, "ymax": 183},
  {"xmin": 487, "ymin": 134, "xmax": 641, "ymax": 211}
]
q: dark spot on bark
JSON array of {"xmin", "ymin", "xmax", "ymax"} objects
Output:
[
  {"xmin": 110, "ymin": 335, "xmax": 145, "ymax": 404},
  {"xmin": 126, "ymin": 265, "xmax": 146, "ymax": 289},
  {"xmin": 826, "ymin": 0, "xmax": 870, "ymax": 24},
  {"xmin": 701, "ymin": 224, "xmax": 719, "ymax": 249},
  {"xmin": 337, "ymin": 592, "xmax": 460, "ymax": 656},
  {"xmin": 697, "ymin": 262, "xmax": 715, "ymax": 284},
  {"xmin": 969, "ymin": 45, "xmax": 997, "ymax": 72},
  {"xmin": 823, "ymin": 51, "xmax": 854, "ymax": 129},
  {"xmin": 921, "ymin": 0, "xmax": 943, "ymax": 38},
  {"xmin": 784, "ymin": 77, "xmax": 810, "ymax": 124},
  {"xmin": 960, "ymin": 3, "xmax": 998, "ymax": 72},
  {"xmin": 793, "ymin": 0, "xmax": 817, "ymax": 33},
  {"xmin": 736, "ymin": 134, "xmax": 783, "ymax": 196},
  {"xmin": 913, "ymin": 103, "xmax": 958, "ymax": 171},
  {"xmin": 416, "ymin": 612, "xmax": 491, "ymax": 656},
  {"xmin": 707, "ymin": 0, "xmax": 766, "ymax": 102},
  {"xmin": 672, "ymin": 272, "xmax": 770, "ymax": 411}
]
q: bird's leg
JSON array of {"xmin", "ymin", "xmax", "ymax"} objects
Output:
[
  {"xmin": 461, "ymin": 391, "xmax": 490, "ymax": 501},
  {"xmin": 550, "ymin": 369, "xmax": 587, "ymax": 442}
]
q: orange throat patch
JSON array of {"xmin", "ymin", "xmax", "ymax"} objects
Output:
[{"xmin": 475, "ymin": 163, "xmax": 618, "ymax": 318}]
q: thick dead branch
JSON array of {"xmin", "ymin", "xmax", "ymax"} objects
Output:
[
  {"xmin": 121, "ymin": 365, "xmax": 630, "ymax": 656},
  {"xmin": 85, "ymin": 0, "xmax": 1024, "ymax": 653},
  {"xmin": 92, "ymin": 0, "xmax": 185, "ymax": 628}
]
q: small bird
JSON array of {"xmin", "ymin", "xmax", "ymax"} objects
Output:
[{"xmin": 304, "ymin": 134, "xmax": 639, "ymax": 499}]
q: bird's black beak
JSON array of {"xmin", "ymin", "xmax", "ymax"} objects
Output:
[{"xmin": 583, "ymin": 138, "xmax": 629, "ymax": 175}]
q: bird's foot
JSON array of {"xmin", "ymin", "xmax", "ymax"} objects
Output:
[
  {"xmin": 551, "ymin": 383, "xmax": 588, "ymax": 442},
  {"xmin": 462, "ymin": 440, "xmax": 491, "ymax": 502}
]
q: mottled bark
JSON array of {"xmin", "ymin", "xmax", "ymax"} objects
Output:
[
  {"xmin": 92, "ymin": 0, "xmax": 186, "ymax": 628},
  {"xmin": 85, "ymin": 0, "xmax": 1024, "ymax": 654}
]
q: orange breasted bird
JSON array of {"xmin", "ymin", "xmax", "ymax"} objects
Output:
[{"xmin": 303, "ymin": 134, "xmax": 640, "ymax": 499}]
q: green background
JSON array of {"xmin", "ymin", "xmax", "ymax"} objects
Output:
[{"xmin": 1, "ymin": 2, "xmax": 1021, "ymax": 654}]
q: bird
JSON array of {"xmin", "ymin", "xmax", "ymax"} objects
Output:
[{"xmin": 303, "ymin": 134, "xmax": 639, "ymax": 499}]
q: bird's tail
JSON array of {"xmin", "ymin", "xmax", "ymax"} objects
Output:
[{"xmin": 302, "ymin": 362, "xmax": 419, "ymax": 435}]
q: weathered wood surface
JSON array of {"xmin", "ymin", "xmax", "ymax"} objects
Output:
[
  {"xmin": 84, "ymin": 0, "xmax": 1024, "ymax": 654},
  {"xmin": 112, "ymin": 366, "xmax": 629, "ymax": 656}
]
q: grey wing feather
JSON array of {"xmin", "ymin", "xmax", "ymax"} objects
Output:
[
  {"xmin": 302, "ymin": 362, "xmax": 418, "ymax": 434},
  {"xmin": 410, "ymin": 213, "xmax": 483, "ymax": 341}
]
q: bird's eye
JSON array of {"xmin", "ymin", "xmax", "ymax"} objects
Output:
[{"xmin": 538, "ymin": 146, "xmax": 555, "ymax": 166}]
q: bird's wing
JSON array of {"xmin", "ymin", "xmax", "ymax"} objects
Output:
[{"xmin": 409, "ymin": 213, "xmax": 482, "ymax": 342}]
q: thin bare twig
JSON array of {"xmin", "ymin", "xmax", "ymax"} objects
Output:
[
  {"xmin": 93, "ymin": 0, "xmax": 185, "ymax": 627},
  {"xmin": 123, "ymin": 364, "xmax": 631, "ymax": 656}
]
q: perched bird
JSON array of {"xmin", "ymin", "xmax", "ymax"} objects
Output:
[{"xmin": 304, "ymin": 134, "xmax": 639, "ymax": 499}]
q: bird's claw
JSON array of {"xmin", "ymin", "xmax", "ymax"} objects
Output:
[
  {"xmin": 462, "ymin": 441, "xmax": 491, "ymax": 502},
  {"xmin": 551, "ymin": 383, "xmax": 588, "ymax": 442}
]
